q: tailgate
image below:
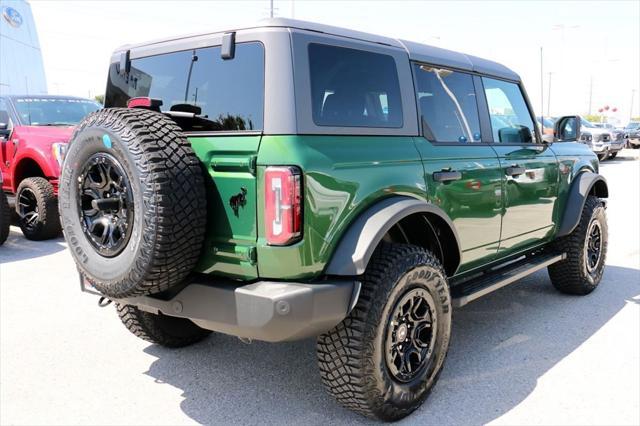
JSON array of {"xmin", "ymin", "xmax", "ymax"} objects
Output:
[{"xmin": 189, "ymin": 135, "xmax": 261, "ymax": 279}]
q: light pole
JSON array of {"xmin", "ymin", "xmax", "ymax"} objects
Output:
[
  {"xmin": 540, "ymin": 47, "xmax": 544, "ymax": 121},
  {"xmin": 588, "ymin": 76, "xmax": 593, "ymax": 115},
  {"xmin": 547, "ymin": 72, "xmax": 554, "ymax": 117}
]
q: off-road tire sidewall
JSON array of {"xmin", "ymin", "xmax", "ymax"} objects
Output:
[
  {"xmin": 60, "ymin": 127, "xmax": 145, "ymax": 285},
  {"xmin": 116, "ymin": 304, "xmax": 211, "ymax": 348},
  {"xmin": 549, "ymin": 196, "xmax": 608, "ymax": 294},
  {"xmin": 16, "ymin": 177, "xmax": 61, "ymax": 240},
  {"xmin": 581, "ymin": 203, "xmax": 608, "ymax": 286},
  {"xmin": 317, "ymin": 244, "xmax": 452, "ymax": 421},
  {"xmin": 371, "ymin": 263, "xmax": 451, "ymax": 410},
  {"xmin": 59, "ymin": 108, "xmax": 206, "ymax": 298}
]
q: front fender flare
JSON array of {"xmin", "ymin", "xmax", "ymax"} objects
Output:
[
  {"xmin": 557, "ymin": 172, "xmax": 608, "ymax": 237},
  {"xmin": 325, "ymin": 196, "xmax": 461, "ymax": 276}
]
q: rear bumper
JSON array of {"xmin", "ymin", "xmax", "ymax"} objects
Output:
[{"xmin": 84, "ymin": 278, "xmax": 360, "ymax": 342}]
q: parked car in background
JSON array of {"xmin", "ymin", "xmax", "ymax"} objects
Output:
[
  {"xmin": 608, "ymin": 128, "xmax": 627, "ymax": 156},
  {"xmin": 537, "ymin": 116, "xmax": 555, "ymax": 142},
  {"xmin": 0, "ymin": 95, "xmax": 102, "ymax": 240},
  {"xmin": 625, "ymin": 121, "xmax": 640, "ymax": 148},
  {"xmin": 579, "ymin": 116, "xmax": 614, "ymax": 160}
]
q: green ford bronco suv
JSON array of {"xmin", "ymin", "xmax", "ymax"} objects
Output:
[{"xmin": 59, "ymin": 19, "xmax": 608, "ymax": 421}]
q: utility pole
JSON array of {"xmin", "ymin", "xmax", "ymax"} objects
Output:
[
  {"xmin": 270, "ymin": 0, "xmax": 274, "ymax": 18},
  {"xmin": 588, "ymin": 76, "xmax": 593, "ymax": 115},
  {"xmin": 540, "ymin": 47, "xmax": 544, "ymax": 121},
  {"xmin": 547, "ymin": 72, "xmax": 554, "ymax": 118}
]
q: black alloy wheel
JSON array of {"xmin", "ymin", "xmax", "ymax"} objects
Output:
[
  {"xmin": 78, "ymin": 153, "xmax": 134, "ymax": 257},
  {"xmin": 385, "ymin": 288, "xmax": 438, "ymax": 382},
  {"xmin": 584, "ymin": 220, "xmax": 602, "ymax": 275},
  {"xmin": 17, "ymin": 187, "xmax": 39, "ymax": 233}
]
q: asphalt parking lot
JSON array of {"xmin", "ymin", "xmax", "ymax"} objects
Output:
[{"xmin": 1, "ymin": 150, "xmax": 639, "ymax": 426}]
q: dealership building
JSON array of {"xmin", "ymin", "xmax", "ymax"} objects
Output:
[{"xmin": 0, "ymin": 0, "xmax": 47, "ymax": 95}]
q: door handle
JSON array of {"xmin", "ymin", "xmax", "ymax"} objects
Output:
[
  {"xmin": 433, "ymin": 170, "xmax": 462, "ymax": 183},
  {"xmin": 505, "ymin": 165, "xmax": 526, "ymax": 177}
]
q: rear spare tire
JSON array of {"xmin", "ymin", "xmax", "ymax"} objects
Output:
[{"xmin": 59, "ymin": 108, "xmax": 206, "ymax": 298}]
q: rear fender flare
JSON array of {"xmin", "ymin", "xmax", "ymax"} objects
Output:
[
  {"xmin": 325, "ymin": 196, "xmax": 461, "ymax": 276},
  {"xmin": 557, "ymin": 172, "xmax": 608, "ymax": 237}
]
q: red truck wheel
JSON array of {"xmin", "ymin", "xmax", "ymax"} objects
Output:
[{"xmin": 15, "ymin": 177, "xmax": 61, "ymax": 240}]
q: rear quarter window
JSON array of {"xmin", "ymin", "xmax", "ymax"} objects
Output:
[
  {"xmin": 308, "ymin": 43, "xmax": 403, "ymax": 128},
  {"xmin": 105, "ymin": 42, "xmax": 264, "ymax": 132}
]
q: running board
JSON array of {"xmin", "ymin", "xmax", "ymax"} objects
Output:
[{"xmin": 451, "ymin": 253, "xmax": 566, "ymax": 308}]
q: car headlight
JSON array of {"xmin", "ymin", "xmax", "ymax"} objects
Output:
[{"xmin": 52, "ymin": 142, "xmax": 68, "ymax": 167}]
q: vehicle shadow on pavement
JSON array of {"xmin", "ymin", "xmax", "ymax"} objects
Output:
[
  {"xmin": 142, "ymin": 265, "xmax": 640, "ymax": 425},
  {"xmin": 0, "ymin": 228, "xmax": 66, "ymax": 264}
]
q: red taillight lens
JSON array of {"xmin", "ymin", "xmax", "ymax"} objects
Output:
[{"xmin": 264, "ymin": 166, "xmax": 302, "ymax": 246}]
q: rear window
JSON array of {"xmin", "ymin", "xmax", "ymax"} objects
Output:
[
  {"xmin": 308, "ymin": 43, "xmax": 402, "ymax": 128},
  {"xmin": 105, "ymin": 42, "xmax": 264, "ymax": 132}
]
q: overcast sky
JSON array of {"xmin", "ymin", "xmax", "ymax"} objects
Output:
[{"xmin": 25, "ymin": 0, "xmax": 640, "ymax": 123}]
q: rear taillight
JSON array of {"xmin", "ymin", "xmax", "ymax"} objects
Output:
[{"xmin": 264, "ymin": 166, "xmax": 302, "ymax": 245}]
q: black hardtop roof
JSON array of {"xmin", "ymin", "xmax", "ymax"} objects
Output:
[{"xmin": 115, "ymin": 18, "xmax": 520, "ymax": 82}]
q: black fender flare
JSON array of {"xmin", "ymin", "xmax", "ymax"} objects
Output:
[
  {"xmin": 325, "ymin": 196, "xmax": 462, "ymax": 276},
  {"xmin": 557, "ymin": 172, "xmax": 608, "ymax": 237}
]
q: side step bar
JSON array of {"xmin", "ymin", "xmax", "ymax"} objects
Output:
[{"xmin": 451, "ymin": 253, "xmax": 566, "ymax": 308}]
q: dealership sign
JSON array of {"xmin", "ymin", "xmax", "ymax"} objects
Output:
[{"xmin": 2, "ymin": 6, "xmax": 23, "ymax": 28}]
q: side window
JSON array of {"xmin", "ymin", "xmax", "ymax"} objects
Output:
[
  {"xmin": 0, "ymin": 98, "xmax": 10, "ymax": 126},
  {"xmin": 482, "ymin": 77, "xmax": 536, "ymax": 143},
  {"xmin": 105, "ymin": 42, "xmax": 264, "ymax": 132},
  {"xmin": 414, "ymin": 64, "xmax": 481, "ymax": 143},
  {"xmin": 308, "ymin": 43, "xmax": 403, "ymax": 128}
]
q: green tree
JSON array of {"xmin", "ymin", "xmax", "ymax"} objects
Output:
[{"xmin": 94, "ymin": 94, "xmax": 105, "ymax": 105}]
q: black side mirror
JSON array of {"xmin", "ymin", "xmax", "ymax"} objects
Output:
[
  {"xmin": 554, "ymin": 116, "xmax": 581, "ymax": 142},
  {"xmin": 0, "ymin": 122, "xmax": 10, "ymax": 138}
]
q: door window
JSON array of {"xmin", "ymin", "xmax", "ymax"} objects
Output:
[
  {"xmin": 414, "ymin": 64, "xmax": 481, "ymax": 143},
  {"xmin": 483, "ymin": 77, "xmax": 537, "ymax": 143}
]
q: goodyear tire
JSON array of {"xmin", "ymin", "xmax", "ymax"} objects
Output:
[
  {"xmin": 548, "ymin": 195, "xmax": 607, "ymax": 295},
  {"xmin": 0, "ymin": 190, "xmax": 10, "ymax": 245},
  {"xmin": 317, "ymin": 244, "xmax": 451, "ymax": 421},
  {"xmin": 59, "ymin": 108, "xmax": 206, "ymax": 298}
]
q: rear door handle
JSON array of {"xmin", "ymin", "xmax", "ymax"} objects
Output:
[
  {"xmin": 433, "ymin": 170, "xmax": 462, "ymax": 183},
  {"xmin": 506, "ymin": 166, "xmax": 526, "ymax": 176}
]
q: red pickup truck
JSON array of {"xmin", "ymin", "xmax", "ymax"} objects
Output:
[{"xmin": 0, "ymin": 95, "xmax": 101, "ymax": 240}]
